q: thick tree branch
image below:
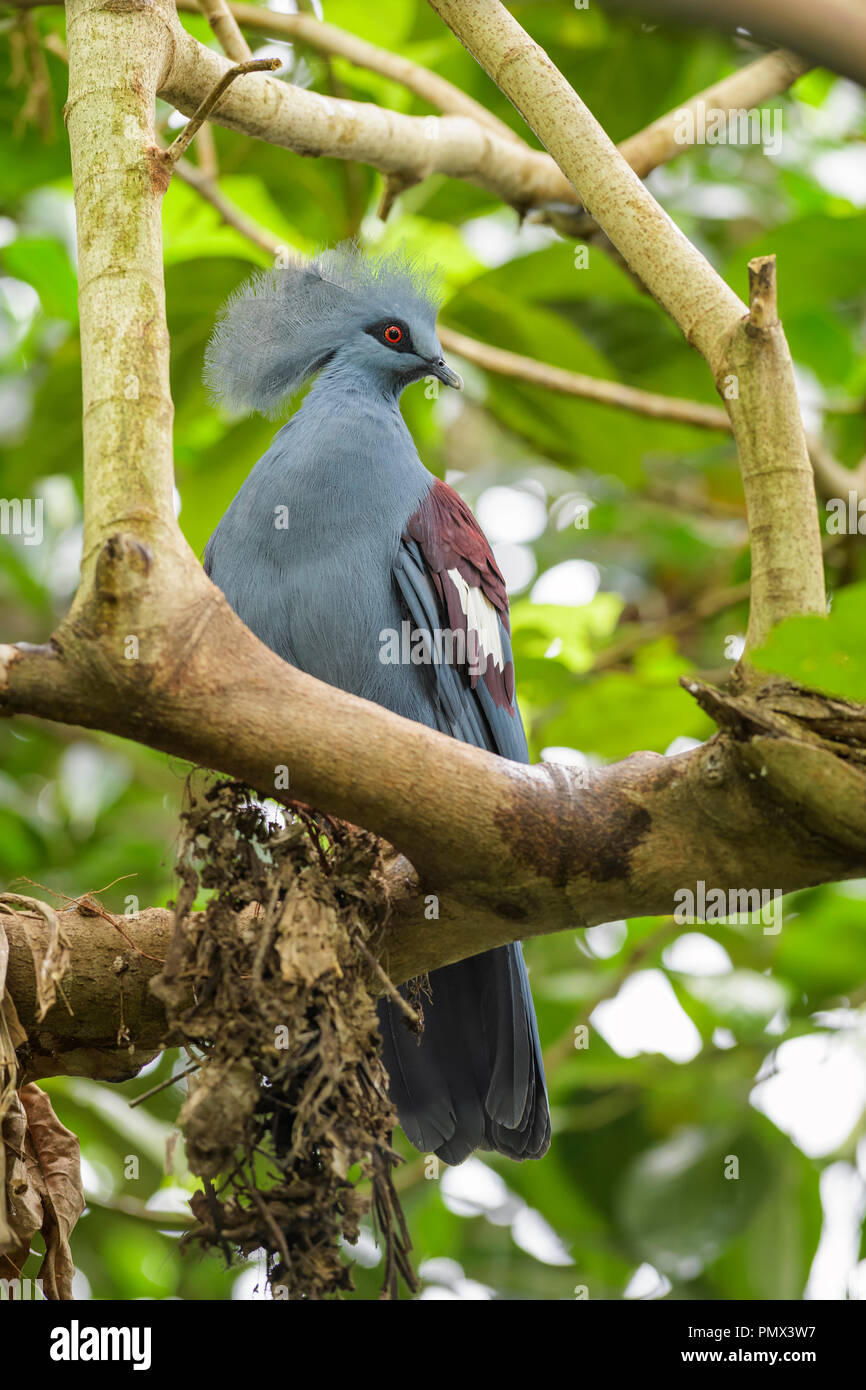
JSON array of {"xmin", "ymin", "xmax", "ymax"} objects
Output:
[
  {"xmin": 5, "ymin": 671, "xmax": 866, "ymax": 1080},
  {"xmin": 181, "ymin": 0, "xmax": 523, "ymax": 144},
  {"xmin": 4, "ymin": 905, "xmax": 172, "ymax": 1081}
]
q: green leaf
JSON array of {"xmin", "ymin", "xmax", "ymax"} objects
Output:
[{"xmin": 752, "ymin": 584, "xmax": 866, "ymax": 701}]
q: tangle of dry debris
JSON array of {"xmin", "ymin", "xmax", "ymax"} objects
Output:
[{"xmin": 152, "ymin": 778, "xmax": 417, "ymax": 1299}]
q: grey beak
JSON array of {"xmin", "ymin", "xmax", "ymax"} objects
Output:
[{"xmin": 430, "ymin": 357, "xmax": 463, "ymax": 390}]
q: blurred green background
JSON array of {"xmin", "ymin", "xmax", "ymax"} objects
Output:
[{"xmin": 1, "ymin": 0, "xmax": 865, "ymax": 1300}]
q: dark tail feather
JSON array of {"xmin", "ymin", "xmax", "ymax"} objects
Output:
[{"xmin": 378, "ymin": 942, "xmax": 550, "ymax": 1166}]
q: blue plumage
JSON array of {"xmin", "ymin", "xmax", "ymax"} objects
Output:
[{"xmin": 204, "ymin": 244, "xmax": 550, "ymax": 1164}]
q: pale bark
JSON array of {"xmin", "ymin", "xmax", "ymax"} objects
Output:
[
  {"xmin": 727, "ymin": 257, "xmax": 827, "ymax": 646},
  {"xmin": 428, "ymin": 0, "xmax": 826, "ymax": 641}
]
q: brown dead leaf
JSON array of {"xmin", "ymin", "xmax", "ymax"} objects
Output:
[
  {"xmin": 0, "ymin": 1091, "xmax": 37, "ymax": 1280},
  {"xmin": 0, "ymin": 893, "xmax": 72, "ymax": 1020},
  {"xmin": 15, "ymin": 1083, "xmax": 85, "ymax": 1299}
]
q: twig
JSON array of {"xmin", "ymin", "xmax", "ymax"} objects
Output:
[
  {"xmin": 591, "ymin": 582, "xmax": 752, "ymax": 674},
  {"xmin": 14, "ymin": 874, "xmax": 165, "ymax": 964},
  {"xmin": 159, "ymin": 57, "xmax": 281, "ymax": 166},
  {"xmin": 84, "ymin": 1191, "xmax": 195, "ymax": 1228},
  {"xmin": 246, "ymin": 1177, "xmax": 292, "ymax": 1275},
  {"xmin": 439, "ymin": 326, "xmax": 730, "ymax": 431},
  {"xmin": 128, "ymin": 1058, "xmax": 201, "ymax": 1107},
  {"xmin": 353, "ymin": 934, "xmax": 420, "ymax": 1028}
]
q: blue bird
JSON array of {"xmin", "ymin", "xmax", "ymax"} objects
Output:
[{"xmin": 203, "ymin": 245, "xmax": 550, "ymax": 1165}]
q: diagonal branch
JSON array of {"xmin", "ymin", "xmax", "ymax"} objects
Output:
[
  {"xmin": 439, "ymin": 326, "xmax": 731, "ymax": 431},
  {"xmin": 428, "ymin": 0, "xmax": 826, "ymax": 643},
  {"xmin": 195, "ymin": 0, "xmax": 250, "ymax": 65},
  {"xmin": 158, "ymin": 56, "xmax": 281, "ymax": 166}
]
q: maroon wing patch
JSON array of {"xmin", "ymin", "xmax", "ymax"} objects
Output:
[{"xmin": 405, "ymin": 478, "xmax": 515, "ymax": 711}]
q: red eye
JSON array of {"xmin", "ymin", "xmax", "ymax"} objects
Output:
[{"xmin": 384, "ymin": 324, "xmax": 403, "ymax": 343}]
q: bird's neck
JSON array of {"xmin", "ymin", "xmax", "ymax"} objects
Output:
[
  {"xmin": 301, "ymin": 356, "xmax": 404, "ymax": 417},
  {"xmin": 277, "ymin": 359, "xmax": 432, "ymax": 514}
]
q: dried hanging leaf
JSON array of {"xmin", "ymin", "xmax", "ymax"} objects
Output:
[
  {"xmin": 0, "ymin": 1091, "xmax": 35, "ymax": 1280},
  {"xmin": 0, "ymin": 919, "xmax": 26, "ymax": 1272},
  {"xmin": 0, "ymin": 893, "xmax": 72, "ymax": 1021},
  {"xmin": 7, "ymin": 1084, "xmax": 85, "ymax": 1300}
]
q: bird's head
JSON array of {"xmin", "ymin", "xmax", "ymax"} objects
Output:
[{"xmin": 204, "ymin": 242, "xmax": 462, "ymax": 417}]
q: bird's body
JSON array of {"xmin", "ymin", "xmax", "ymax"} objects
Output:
[
  {"xmin": 206, "ymin": 368, "xmax": 431, "ymax": 717},
  {"xmin": 204, "ymin": 245, "xmax": 550, "ymax": 1165}
]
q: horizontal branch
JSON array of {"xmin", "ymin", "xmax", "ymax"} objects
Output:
[
  {"xmin": 4, "ymin": 904, "xmax": 172, "ymax": 1081},
  {"xmin": 2, "ymin": 546, "xmax": 865, "ymax": 1019},
  {"xmin": 4, "ymin": 659, "xmax": 865, "ymax": 1080},
  {"xmin": 439, "ymin": 326, "xmax": 730, "ymax": 430},
  {"xmin": 153, "ymin": 8, "xmax": 804, "ymax": 236},
  {"xmin": 180, "ymin": 0, "xmax": 523, "ymax": 142}
]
